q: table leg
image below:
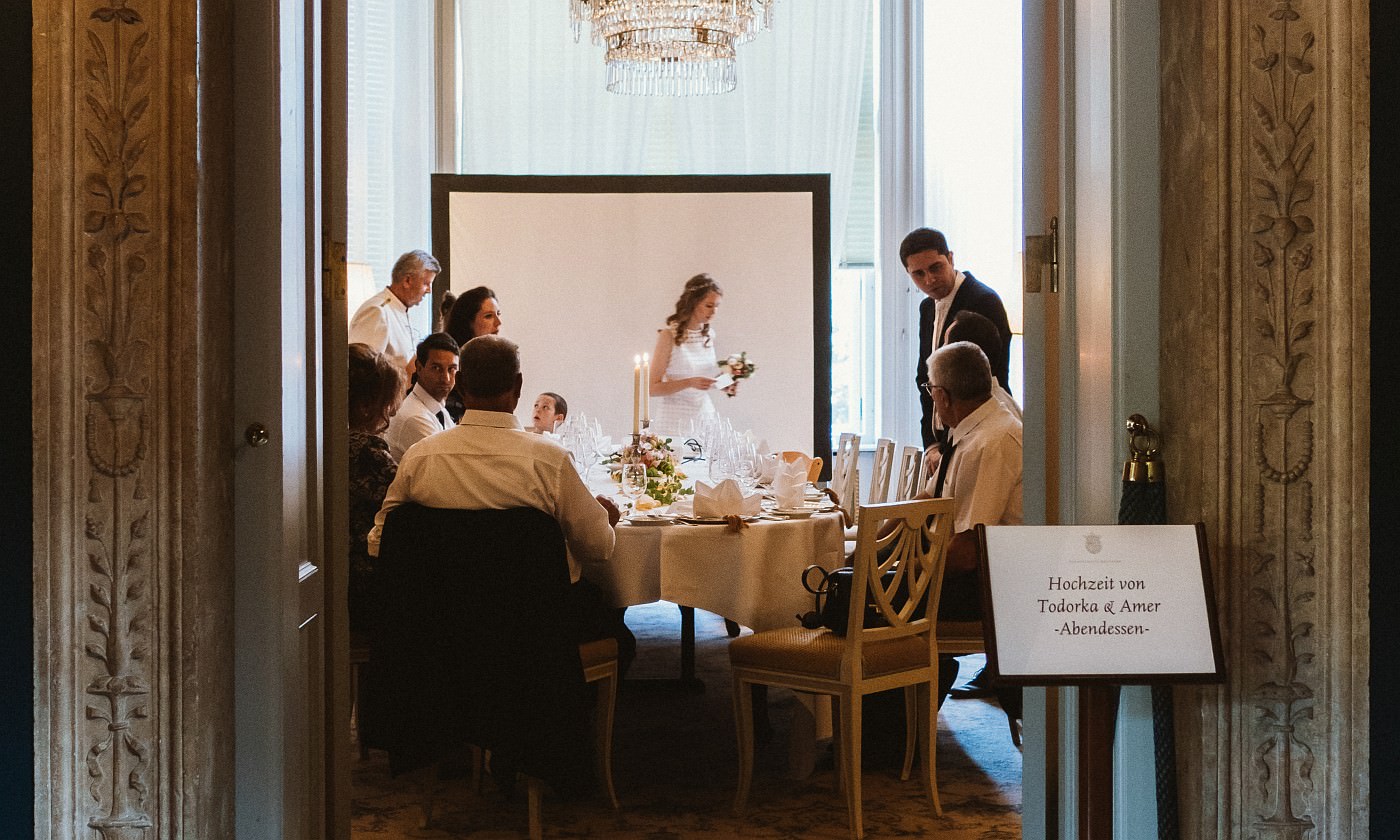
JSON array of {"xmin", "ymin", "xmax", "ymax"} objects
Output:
[
  {"xmin": 620, "ymin": 603, "xmax": 705, "ymax": 694},
  {"xmin": 678, "ymin": 605, "xmax": 704, "ymax": 692}
]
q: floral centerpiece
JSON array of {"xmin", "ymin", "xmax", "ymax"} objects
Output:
[
  {"xmin": 720, "ymin": 351, "xmax": 756, "ymax": 397},
  {"xmin": 605, "ymin": 432, "xmax": 693, "ymax": 506}
]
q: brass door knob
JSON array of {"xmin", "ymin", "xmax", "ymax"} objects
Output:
[{"xmin": 245, "ymin": 422, "xmax": 271, "ymax": 447}]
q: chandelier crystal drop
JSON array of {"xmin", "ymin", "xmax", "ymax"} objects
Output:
[{"xmin": 570, "ymin": 0, "xmax": 777, "ymax": 96}]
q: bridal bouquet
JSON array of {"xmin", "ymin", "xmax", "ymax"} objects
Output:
[
  {"xmin": 719, "ymin": 351, "xmax": 756, "ymax": 397},
  {"xmin": 605, "ymin": 433, "xmax": 692, "ymax": 505}
]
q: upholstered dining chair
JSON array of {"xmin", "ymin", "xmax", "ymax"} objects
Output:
[
  {"xmin": 728, "ymin": 497, "xmax": 956, "ymax": 839},
  {"xmin": 779, "ymin": 449, "xmax": 824, "ymax": 483},
  {"xmin": 365, "ymin": 504, "xmax": 620, "ymax": 838}
]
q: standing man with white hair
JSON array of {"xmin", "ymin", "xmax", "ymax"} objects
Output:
[{"xmin": 349, "ymin": 249, "xmax": 441, "ymax": 373}]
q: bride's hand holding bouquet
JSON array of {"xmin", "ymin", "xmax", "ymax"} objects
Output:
[{"xmin": 719, "ymin": 351, "xmax": 755, "ymax": 397}]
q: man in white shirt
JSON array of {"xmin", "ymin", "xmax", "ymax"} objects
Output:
[
  {"xmin": 348, "ymin": 249, "xmax": 440, "ymax": 373},
  {"xmin": 371, "ymin": 335, "xmax": 633, "ymax": 669},
  {"xmin": 384, "ymin": 332, "xmax": 459, "ymax": 461},
  {"xmin": 922, "ymin": 341, "xmax": 1022, "ymax": 711}
]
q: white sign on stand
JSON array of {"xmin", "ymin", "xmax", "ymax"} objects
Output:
[{"xmin": 978, "ymin": 523, "xmax": 1224, "ymax": 684}]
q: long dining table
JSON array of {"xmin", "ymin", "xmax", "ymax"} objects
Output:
[
  {"xmin": 583, "ymin": 508, "xmax": 847, "ymax": 777},
  {"xmin": 586, "ymin": 510, "xmax": 847, "ymax": 636}
]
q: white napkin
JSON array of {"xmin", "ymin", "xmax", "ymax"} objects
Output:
[
  {"xmin": 693, "ymin": 479, "xmax": 764, "ymax": 518},
  {"xmin": 772, "ymin": 459, "xmax": 809, "ymax": 510},
  {"xmin": 757, "ymin": 452, "xmax": 780, "ymax": 484}
]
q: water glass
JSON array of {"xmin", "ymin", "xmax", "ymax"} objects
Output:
[{"xmin": 619, "ymin": 462, "xmax": 647, "ymax": 512}]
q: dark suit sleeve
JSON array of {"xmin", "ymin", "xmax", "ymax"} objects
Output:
[
  {"xmin": 947, "ymin": 272, "xmax": 1014, "ymax": 394},
  {"xmin": 916, "ymin": 297, "xmax": 936, "ymax": 450}
]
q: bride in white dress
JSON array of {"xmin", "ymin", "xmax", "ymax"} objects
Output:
[{"xmin": 649, "ymin": 274, "xmax": 735, "ymax": 436}]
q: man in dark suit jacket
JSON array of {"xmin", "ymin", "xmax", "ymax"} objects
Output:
[{"xmin": 902, "ymin": 228, "xmax": 1013, "ymax": 457}]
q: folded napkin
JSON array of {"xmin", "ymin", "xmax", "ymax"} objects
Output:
[
  {"xmin": 772, "ymin": 458, "xmax": 810, "ymax": 509},
  {"xmin": 756, "ymin": 451, "xmax": 779, "ymax": 484},
  {"xmin": 693, "ymin": 479, "xmax": 764, "ymax": 518}
]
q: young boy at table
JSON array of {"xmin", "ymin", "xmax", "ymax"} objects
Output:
[{"xmin": 529, "ymin": 391, "xmax": 568, "ymax": 434}]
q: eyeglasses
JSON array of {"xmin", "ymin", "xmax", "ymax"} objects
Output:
[{"xmin": 921, "ymin": 382, "xmax": 947, "ymax": 397}]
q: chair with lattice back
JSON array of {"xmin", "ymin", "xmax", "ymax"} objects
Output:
[{"xmin": 728, "ymin": 497, "xmax": 956, "ymax": 839}]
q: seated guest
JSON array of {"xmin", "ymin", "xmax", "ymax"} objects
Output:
[
  {"xmin": 348, "ymin": 250, "xmax": 440, "ymax": 374},
  {"xmin": 944, "ymin": 311, "xmax": 1021, "ymax": 421},
  {"xmin": 348, "ymin": 343, "xmax": 406, "ymax": 636},
  {"xmin": 384, "ymin": 332, "xmax": 460, "ymax": 461},
  {"xmin": 371, "ymin": 335, "xmax": 636, "ymax": 672},
  {"xmin": 922, "ymin": 341, "xmax": 1023, "ymax": 728},
  {"xmin": 442, "ymin": 285, "xmax": 503, "ymax": 422},
  {"xmin": 436, "ymin": 289, "xmax": 456, "ymax": 333},
  {"xmin": 529, "ymin": 391, "xmax": 568, "ymax": 434}
]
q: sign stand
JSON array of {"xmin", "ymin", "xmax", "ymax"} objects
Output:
[{"xmin": 974, "ymin": 523, "xmax": 1224, "ymax": 835}]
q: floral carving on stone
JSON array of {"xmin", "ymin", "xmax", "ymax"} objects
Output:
[
  {"xmin": 1244, "ymin": 2, "xmax": 1318, "ymax": 836},
  {"xmin": 79, "ymin": 1, "xmax": 155, "ymax": 838}
]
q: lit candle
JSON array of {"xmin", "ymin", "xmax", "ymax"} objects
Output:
[
  {"xmin": 633, "ymin": 354, "xmax": 641, "ymax": 435},
  {"xmin": 642, "ymin": 352, "xmax": 650, "ymax": 425}
]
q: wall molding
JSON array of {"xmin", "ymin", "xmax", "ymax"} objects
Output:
[
  {"xmin": 33, "ymin": 1, "xmax": 235, "ymax": 838},
  {"xmin": 1161, "ymin": 0, "xmax": 1369, "ymax": 837}
]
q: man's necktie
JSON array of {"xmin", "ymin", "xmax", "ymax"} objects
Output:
[
  {"xmin": 436, "ymin": 410, "xmax": 447, "ymax": 429},
  {"xmin": 933, "ymin": 442, "xmax": 957, "ymax": 497}
]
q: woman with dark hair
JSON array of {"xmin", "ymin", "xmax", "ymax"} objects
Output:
[
  {"xmin": 347, "ymin": 343, "xmax": 405, "ymax": 635},
  {"xmin": 442, "ymin": 285, "xmax": 502, "ymax": 421},
  {"xmin": 649, "ymin": 273, "xmax": 731, "ymax": 435}
]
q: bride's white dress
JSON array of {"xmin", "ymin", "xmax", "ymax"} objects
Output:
[{"xmin": 652, "ymin": 327, "xmax": 719, "ymax": 436}]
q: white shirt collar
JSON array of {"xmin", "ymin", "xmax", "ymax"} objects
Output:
[
  {"xmin": 408, "ymin": 384, "xmax": 448, "ymax": 415},
  {"xmin": 949, "ymin": 395, "xmax": 1000, "ymax": 447},
  {"xmin": 381, "ymin": 287, "xmax": 409, "ymax": 314},
  {"xmin": 458, "ymin": 409, "xmax": 524, "ymax": 430}
]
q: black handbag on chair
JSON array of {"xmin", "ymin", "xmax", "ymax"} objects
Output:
[
  {"xmin": 798, "ymin": 564, "xmax": 893, "ymax": 635},
  {"xmin": 798, "ymin": 562, "xmax": 927, "ymax": 635}
]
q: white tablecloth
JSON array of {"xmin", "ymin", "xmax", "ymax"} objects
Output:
[{"xmin": 584, "ymin": 513, "xmax": 846, "ymax": 632}]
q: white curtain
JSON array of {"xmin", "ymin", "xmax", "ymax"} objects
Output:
[
  {"xmin": 455, "ymin": 1, "xmax": 872, "ymax": 262},
  {"xmin": 348, "ymin": 0, "xmax": 437, "ymax": 336}
]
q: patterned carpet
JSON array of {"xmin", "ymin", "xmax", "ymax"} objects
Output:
[{"xmin": 353, "ymin": 603, "xmax": 1021, "ymax": 839}]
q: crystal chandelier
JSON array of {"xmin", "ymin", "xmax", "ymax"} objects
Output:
[{"xmin": 570, "ymin": 0, "xmax": 777, "ymax": 96}]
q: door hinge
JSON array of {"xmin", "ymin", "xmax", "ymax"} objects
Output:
[
  {"xmin": 323, "ymin": 237, "xmax": 347, "ymax": 302},
  {"xmin": 1024, "ymin": 216, "xmax": 1059, "ymax": 293}
]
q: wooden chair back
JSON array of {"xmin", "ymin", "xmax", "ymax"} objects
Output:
[
  {"xmin": 867, "ymin": 438, "xmax": 896, "ymax": 504},
  {"xmin": 830, "ymin": 433, "xmax": 861, "ymax": 519},
  {"xmin": 841, "ymin": 498, "xmax": 956, "ymax": 677},
  {"xmin": 895, "ymin": 445, "xmax": 924, "ymax": 500},
  {"xmin": 779, "ymin": 450, "xmax": 824, "ymax": 483}
]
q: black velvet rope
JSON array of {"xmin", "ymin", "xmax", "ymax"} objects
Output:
[{"xmin": 1117, "ymin": 478, "xmax": 1178, "ymax": 840}]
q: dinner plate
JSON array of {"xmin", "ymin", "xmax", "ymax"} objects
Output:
[
  {"xmin": 675, "ymin": 515, "xmax": 761, "ymax": 526},
  {"xmin": 770, "ymin": 508, "xmax": 816, "ymax": 519},
  {"xmin": 624, "ymin": 514, "xmax": 675, "ymax": 526}
]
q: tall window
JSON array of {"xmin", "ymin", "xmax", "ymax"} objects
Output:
[
  {"xmin": 831, "ymin": 1, "xmax": 1023, "ymax": 448},
  {"xmin": 347, "ymin": 0, "xmax": 436, "ymax": 337},
  {"xmin": 920, "ymin": 0, "xmax": 1024, "ymax": 397}
]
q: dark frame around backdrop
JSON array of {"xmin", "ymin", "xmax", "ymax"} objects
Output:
[{"xmin": 430, "ymin": 173, "xmax": 833, "ymax": 472}]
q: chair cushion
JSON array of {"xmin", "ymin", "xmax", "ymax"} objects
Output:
[
  {"xmin": 729, "ymin": 626, "xmax": 930, "ymax": 680},
  {"xmin": 578, "ymin": 637, "xmax": 619, "ymax": 669}
]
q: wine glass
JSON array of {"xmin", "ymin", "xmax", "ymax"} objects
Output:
[
  {"xmin": 734, "ymin": 442, "xmax": 761, "ymax": 492},
  {"xmin": 708, "ymin": 437, "xmax": 736, "ymax": 484},
  {"xmin": 619, "ymin": 462, "xmax": 648, "ymax": 516}
]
